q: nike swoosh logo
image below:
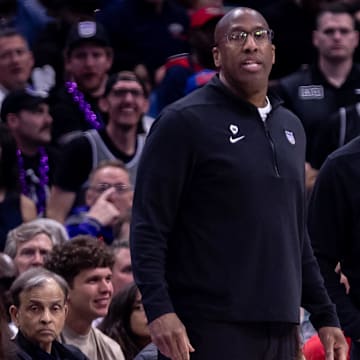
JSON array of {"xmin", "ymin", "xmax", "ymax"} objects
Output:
[{"xmin": 229, "ymin": 135, "xmax": 245, "ymax": 143}]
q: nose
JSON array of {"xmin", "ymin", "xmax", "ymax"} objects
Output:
[
  {"xmin": 84, "ymin": 54, "xmax": 96, "ymax": 67},
  {"xmin": 243, "ymin": 33, "xmax": 258, "ymax": 52},
  {"xmin": 99, "ymin": 278, "xmax": 113, "ymax": 294},
  {"xmin": 123, "ymin": 91, "xmax": 136, "ymax": 102},
  {"xmin": 333, "ymin": 30, "xmax": 343, "ymax": 40},
  {"xmin": 46, "ymin": 112, "xmax": 53, "ymax": 124},
  {"xmin": 40, "ymin": 308, "xmax": 52, "ymax": 323},
  {"xmin": 32, "ymin": 250, "xmax": 44, "ymax": 266},
  {"xmin": 9, "ymin": 51, "xmax": 21, "ymax": 63}
]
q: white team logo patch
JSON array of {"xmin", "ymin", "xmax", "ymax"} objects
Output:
[
  {"xmin": 78, "ymin": 21, "xmax": 96, "ymax": 38},
  {"xmin": 299, "ymin": 85, "xmax": 324, "ymax": 100},
  {"xmin": 285, "ymin": 130, "xmax": 296, "ymax": 145},
  {"xmin": 230, "ymin": 124, "xmax": 238, "ymax": 135},
  {"xmin": 229, "ymin": 124, "xmax": 245, "ymax": 143}
]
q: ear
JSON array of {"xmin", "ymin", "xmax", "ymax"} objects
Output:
[
  {"xmin": 6, "ymin": 113, "xmax": 19, "ymax": 129},
  {"xmin": 64, "ymin": 54, "xmax": 73, "ymax": 76},
  {"xmin": 212, "ymin": 46, "xmax": 221, "ymax": 68},
  {"xmin": 271, "ymin": 44, "xmax": 276, "ymax": 65},
  {"xmin": 141, "ymin": 98, "xmax": 149, "ymax": 114},
  {"xmin": 9, "ymin": 305, "xmax": 20, "ymax": 326},
  {"xmin": 29, "ymin": 51, "xmax": 35, "ymax": 69},
  {"xmin": 85, "ymin": 186, "xmax": 96, "ymax": 206},
  {"xmin": 105, "ymin": 48, "xmax": 114, "ymax": 72},
  {"xmin": 64, "ymin": 303, "xmax": 68, "ymax": 317},
  {"xmin": 98, "ymin": 97, "xmax": 109, "ymax": 113},
  {"xmin": 353, "ymin": 30, "xmax": 359, "ymax": 48},
  {"xmin": 312, "ymin": 30, "xmax": 319, "ymax": 48}
]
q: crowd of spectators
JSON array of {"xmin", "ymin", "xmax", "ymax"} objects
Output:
[{"xmin": 1, "ymin": 0, "xmax": 360, "ymax": 359}]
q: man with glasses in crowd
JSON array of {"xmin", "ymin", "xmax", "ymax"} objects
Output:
[
  {"xmin": 274, "ymin": 3, "xmax": 360, "ymax": 191},
  {"xmin": 130, "ymin": 6, "xmax": 348, "ymax": 360},
  {"xmin": 65, "ymin": 160, "xmax": 133, "ymax": 245},
  {"xmin": 47, "ymin": 71, "xmax": 148, "ymax": 223}
]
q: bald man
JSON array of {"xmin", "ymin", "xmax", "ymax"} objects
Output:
[{"xmin": 130, "ymin": 7, "xmax": 348, "ymax": 360}]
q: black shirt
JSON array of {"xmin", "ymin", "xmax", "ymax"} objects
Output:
[
  {"xmin": 15, "ymin": 331, "xmax": 88, "ymax": 360},
  {"xmin": 48, "ymin": 85, "xmax": 106, "ymax": 146},
  {"xmin": 131, "ymin": 76, "xmax": 339, "ymax": 329},
  {"xmin": 274, "ymin": 63, "xmax": 360, "ymax": 167}
]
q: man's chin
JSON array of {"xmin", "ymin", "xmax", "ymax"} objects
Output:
[{"xmin": 77, "ymin": 79, "xmax": 102, "ymax": 94}]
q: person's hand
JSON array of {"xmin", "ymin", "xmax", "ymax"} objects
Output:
[
  {"xmin": 318, "ymin": 326, "xmax": 348, "ymax": 359},
  {"xmin": 87, "ymin": 187, "xmax": 121, "ymax": 226},
  {"xmin": 148, "ymin": 313, "xmax": 195, "ymax": 359},
  {"xmin": 305, "ymin": 162, "xmax": 319, "ymax": 193}
]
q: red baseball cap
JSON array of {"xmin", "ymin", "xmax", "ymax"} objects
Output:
[{"xmin": 190, "ymin": 6, "xmax": 225, "ymax": 29}]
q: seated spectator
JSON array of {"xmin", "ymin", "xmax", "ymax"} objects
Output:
[
  {"xmin": 47, "ymin": 71, "xmax": 148, "ymax": 223},
  {"xmin": 156, "ymin": 6, "xmax": 224, "ymax": 113},
  {"xmin": 9, "ymin": 267, "xmax": 88, "ymax": 359},
  {"xmin": 45, "ymin": 235, "xmax": 125, "ymax": 360},
  {"xmin": 1, "ymin": 88, "xmax": 58, "ymax": 216},
  {"xmin": 111, "ymin": 241, "xmax": 133, "ymax": 295},
  {"xmin": 65, "ymin": 160, "xmax": 133, "ymax": 245},
  {"xmin": 0, "ymin": 28, "xmax": 36, "ymax": 108},
  {"xmin": 48, "ymin": 20, "xmax": 112, "ymax": 145},
  {"xmin": 98, "ymin": 283, "xmax": 151, "ymax": 360},
  {"xmin": 33, "ymin": 0, "xmax": 101, "ymax": 87},
  {"xmin": 4, "ymin": 219, "xmax": 64, "ymax": 274},
  {"xmin": 0, "ymin": 123, "xmax": 36, "ymax": 251}
]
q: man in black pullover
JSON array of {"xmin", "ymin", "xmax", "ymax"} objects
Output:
[
  {"xmin": 130, "ymin": 7, "xmax": 348, "ymax": 360},
  {"xmin": 308, "ymin": 138, "xmax": 360, "ymax": 359}
]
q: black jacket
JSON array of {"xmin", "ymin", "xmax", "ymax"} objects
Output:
[
  {"xmin": 309, "ymin": 136, "xmax": 360, "ymax": 339},
  {"xmin": 274, "ymin": 63, "xmax": 360, "ymax": 166},
  {"xmin": 15, "ymin": 331, "xmax": 88, "ymax": 360},
  {"xmin": 131, "ymin": 75, "xmax": 338, "ymax": 329}
]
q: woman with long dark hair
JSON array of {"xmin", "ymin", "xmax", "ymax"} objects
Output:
[{"xmin": 98, "ymin": 283, "xmax": 151, "ymax": 360}]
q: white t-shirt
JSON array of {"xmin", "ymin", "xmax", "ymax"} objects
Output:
[{"xmin": 60, "ymin": 325, "xmax": 125, "ymax": 360}]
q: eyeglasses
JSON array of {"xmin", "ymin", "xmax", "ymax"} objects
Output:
[
  {"xmin": 110, "ymin": 89, "xmax": 144, "ymax": 98},
  {"xmin": 90, "ymin": 183, "xmax": 132, "ymax": 194},
  {"xmin": 322, "ymin": 27, "xmax": 353, "ymax": 36},
  {"xmin": 225, "ymin": 29, "xmax": 274, "ymax": 45}
]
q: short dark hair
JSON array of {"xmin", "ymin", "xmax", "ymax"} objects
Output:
[
  {"xmin": 0, "ymin": 28, "xmax": 28, "ymax": 45},
  {"xmin": 10, "ymin": 267, "xmax": 69, "ymax": 307},
  {"xmin": 1, "ymin": 89, "xmax": 48, "ymax": 122},
  {"xmin": 316, "ymin": 3, "xmax": 355, "ymax": 29},
  {"xmin": 44, "ymin": 235, "xmax": 114, "ymax": 287},
  {"xmin": 104, "ymin": 71, "xmax": 149, "ymax": 98}
]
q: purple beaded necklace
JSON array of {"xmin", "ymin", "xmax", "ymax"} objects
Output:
[
  {"xmin": 16, "ymin": 147, "xmax": 49, "ymax": 215},
  {"xmin": 65, "ymin": 81, "xmax": 103, "ymax": 130}
]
